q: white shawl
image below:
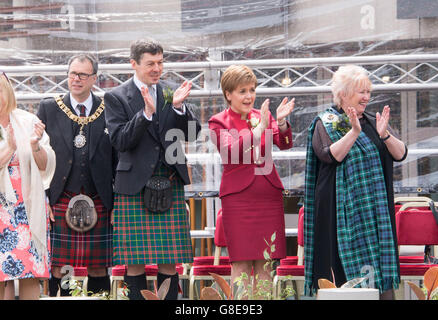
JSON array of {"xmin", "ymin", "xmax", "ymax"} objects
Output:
[{"xmin": 0, "ymin": 108, "xmax": 56, "ymax": 259}]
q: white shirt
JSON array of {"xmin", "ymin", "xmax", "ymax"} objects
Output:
[
  {"xmin": 133, "ymin": 73, "xmax": 186, "ymax": 121},
  {"xmin": 70, "ymin": 93, "xmax": 93, "ymax": 117}
]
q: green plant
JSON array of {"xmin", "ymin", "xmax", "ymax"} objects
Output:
[
  {"xmin": 200, "ymin": 232, "xmax": 295, "ymax": 300},
  {"xmin": 140, "ymin": 278, "xmax": 171, "ymax": 300},
  {"xmin": 407, "ymin": 266, "xmax": 438, "ymax": 300},
  {"xmin": 62, "ymin": 279, "xmax": 129, "ymax": 300},
  {"xmin": 332, "ymin": 113, "xmax": 351, "ymax": 136},
  {"xmin": 163, "ymin": 87, "xmax": 174, "ymax": 108}
]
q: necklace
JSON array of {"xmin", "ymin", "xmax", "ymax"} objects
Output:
[{"xmin": 55, "ymin": 95, "xmax": 105, "ymax": 148}]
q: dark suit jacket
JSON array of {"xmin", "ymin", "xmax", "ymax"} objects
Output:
[
  {"xmin": 208, "ymin": 108, "xmax": 293, "ymax": 198},
  {"xmin": 104, "ymin": 78, "xmax": 201, "ymax": 195},
  {"xmin": 37, "ymin": 93, "xmax": 117, "ymax": 210}
]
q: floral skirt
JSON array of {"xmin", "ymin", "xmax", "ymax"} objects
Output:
[{"xmin": 0, "ymin": 154, "xmax": 50, "ymax": 282}]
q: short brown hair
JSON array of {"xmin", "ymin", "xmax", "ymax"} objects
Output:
[
  {"xmin": 0, "ymin": 73, "xmax": 17, "ymax": 115},
  {"xmin": 220, "ymin": 65, "xmax": 257, "ymax": 104},
  {"xmin": 130, "ymin": 39, "xmax": 163, "ymax": 63}
]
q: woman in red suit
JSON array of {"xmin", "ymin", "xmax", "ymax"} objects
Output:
[{"xmin": 208, "ymin": 65, "xmax": 295, "ymax": 295}]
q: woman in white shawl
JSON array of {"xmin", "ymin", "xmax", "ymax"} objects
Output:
[{"xmin": 0, "ymin": 71, "xmax": 55, "ymax": 299}]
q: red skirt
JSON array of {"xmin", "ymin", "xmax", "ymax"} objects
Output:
[{"xmin": 220, "ymin": 175, "xmax": 286, "ymax": 262}]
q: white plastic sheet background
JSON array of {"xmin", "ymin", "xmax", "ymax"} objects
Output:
[{"xmin": 1, "ymin": 0, "xmax": 438, "ymax": 194}]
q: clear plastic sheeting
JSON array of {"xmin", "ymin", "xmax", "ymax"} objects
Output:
[{"xmin": 1, "ymin": 0, "xmax": 438, "ymax": 196}]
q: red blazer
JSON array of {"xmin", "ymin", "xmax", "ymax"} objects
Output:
[{"xmin": 208, "ymin": 107, "xmax": 293, "ymax": 198}]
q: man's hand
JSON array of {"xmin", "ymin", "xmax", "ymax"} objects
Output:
[
  {"xmin": 172, "ymin": 81, "xmax": 192, "ymax": 109},
  {"xmin": 141, "ymin": 86, "xmax": 156, "ymax": 118}
]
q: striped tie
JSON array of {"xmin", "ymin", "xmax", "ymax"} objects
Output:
[{"xmin": 78, "ymin": 104, "xmax": 86, "ymax": 117}]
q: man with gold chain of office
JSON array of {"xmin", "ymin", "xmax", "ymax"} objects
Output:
[{"xmin": 37, "ymin": 54, "xmax": 117, "ymax": 297}]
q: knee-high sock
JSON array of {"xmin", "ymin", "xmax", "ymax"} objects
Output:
[
  {"xmin": 87, "ymin": 275, "xmax": 111, "ymax": 295},
  {"xmin": 123, "ymin": 273, "xmax": 147, "ymax": 300},
  {"xmin": 49, "ymin": 276, "xmax": 71, "ymax": 296},
  {"xmin": 157, "ymin": 272, "xmax": 179, "ymax": 300},
  {"xmin": 48, "ymin": 277, "xmax": 60, "ymax": 297}
]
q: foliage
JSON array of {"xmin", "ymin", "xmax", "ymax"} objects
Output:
[
  {"xmin": 62, "ymin": 279, "xmax": 129, "ymax": 300},
  {"xmin": 140, "ymin": 278, "xmax": 171, "ymax": 300},
  {"xmin": 332, "ymin": 113, "xmax": 351, "ymax": 136},
  {"xmin": 407, "ymin": 266, "xmax": 438, "ymax": 300},
  {"xmin": 318, "ymin": 277, "xmax": 367, "ymax": 289},
  {"xmin": 200, "ymin": 232, "xmax": 295, "ymax": 300},
  {"xmin": 163, "ymin": 87, "xmax": 174, "ymax": 108}
]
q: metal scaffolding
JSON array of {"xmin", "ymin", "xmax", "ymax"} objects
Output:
[{"xmin": 2, "ymin": 53, "xmax": 438, "ymax": 238}]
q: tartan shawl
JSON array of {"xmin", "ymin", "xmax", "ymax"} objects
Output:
[{"xmin": 304, "ymin": 107, "xmax": 399, "ymax": 296}]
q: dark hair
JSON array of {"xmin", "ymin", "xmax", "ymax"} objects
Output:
[
  {"xmin": 130, "ymin": 39, "xmax": 163, "ymax": 63},
  {"xmin": 68, "ymin": 54, "xmax": 98, "ymax": 74}
]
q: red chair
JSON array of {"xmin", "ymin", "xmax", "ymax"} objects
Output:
[
  {"xmin": 396, "ymin": 201, "xmax": 438, "ymax": 298},
  {"xmin": 395, "ymin": 197, "xmax": 432, "ymax": 264},
  {"xmin": 110, "ymin": 264, "xmax": 188, "ymax": 299},
  {"xmin": 279, "ymin": 207, "xmax": 304, "ymax": 267},
  {"xmin": 189, "ymin": 209, "xmax": 231, "ymax": 300},
  {"xmin": 274, "ymin": 206, "xmax": 305, "ymax": 299},
  {"xmin": 192, "ymin": 209, "xmax": 230, "ymax": 267}
]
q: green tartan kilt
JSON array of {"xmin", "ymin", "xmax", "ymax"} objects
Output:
[{"xmin": 112, "ymin": 166, "xmax": 193, "ymax": 265}]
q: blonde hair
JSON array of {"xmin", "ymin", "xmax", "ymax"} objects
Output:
[
  {"xmin": 220, "ymin": 65, "xmax": 257, "ymax": 104},
  {"xmin": 0, "ymin": 73, "xmax": 17, "ymax": 115},
  {"xmin": 331, "ymin": 65, "xmax": 372, "ymax": 106}
]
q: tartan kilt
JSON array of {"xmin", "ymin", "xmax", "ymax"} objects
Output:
[
  {"xmin": 50, "ymin": 192, "xmax": 113, "ymax": 267},
  {"xmin": 113, "ymin": 166, "xmax": 193, "ymax": 265}
]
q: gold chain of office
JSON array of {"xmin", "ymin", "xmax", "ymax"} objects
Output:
[{"xmin": 55, "ymin": 95, "xmax": 105, "ymax": 128}]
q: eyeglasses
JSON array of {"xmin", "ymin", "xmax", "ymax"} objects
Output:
[
  {"xmin": 67, "ymin": 72, "xmax": 96, "ymax": 80},
  {"xmin": 0, "ymin": 70, "xmax": 9, "ymax": 82}
]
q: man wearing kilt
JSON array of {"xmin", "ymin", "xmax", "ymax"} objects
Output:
[
  {"xmin": 104, "ymin": 40, "xmax": 201, "ymax": 300},
  {"xmin": 37, "ymin": 54, "xmax": 117, "ymax": 296}
]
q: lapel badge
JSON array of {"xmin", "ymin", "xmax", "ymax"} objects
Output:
[
  {"xmin": 322, "ymin": 113, "xmax": 338, "ymax": 123},
  {"xmin": 104, "ymin": 128, "xmax": 109, "ymax": 135}
]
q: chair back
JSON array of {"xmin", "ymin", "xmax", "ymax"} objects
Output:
[
  {"xmin": 394, "ymin": 196, "xmax": 432, "ymax": 214},
  {"xmin": 298, "ymin": 206, "xmax": 304, "ymax": 247},
  {"xmin": 396, "ymin": 202, "xmax": 438, "ymax": 245}
]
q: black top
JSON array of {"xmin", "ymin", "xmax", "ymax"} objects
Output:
[{"xmin": 310, "ymin": 108, "xmax": 407, "ymax": 288}]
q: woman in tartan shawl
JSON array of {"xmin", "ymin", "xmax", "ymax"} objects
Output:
[{"xmin": 304, "ymin": 65, "xmax": 408, "ymax": 299}]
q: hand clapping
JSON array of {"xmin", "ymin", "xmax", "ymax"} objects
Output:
[
  {"xmin": 376, "ymin": 105, "xmax": 390, "ymax": 138},
  {"xmin": 276, "ymin": 97, "xmax": 295, "ymax": 123},
  {"xmin": 141, "ymin": 86, "xmax": 156, "ymax": 118},
  {"xmin": 6, "ymin": 124, "xmax": 17, "ymax": 152},
  {"xmin": 172, "ymin": 80, "xmax": 192, "ymax": 109},
  {"xmin": 30, "ymin": 120, "xmax": 45, "ymax": 150},
  {"xmin": 259, "ymin": 99, "xmax": 271, "ymax": 131},
  {"xmin": 346, "ymin": 106, "xmax": 361, "ymax": 134}
]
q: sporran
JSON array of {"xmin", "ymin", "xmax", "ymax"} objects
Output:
[
  {"xmin": 143, "ymin": 173, "xmax": 175, "ymax": 213},
  {"xmin": 66, "ymin": 194, "xmax": 98, "ymax": 232}
]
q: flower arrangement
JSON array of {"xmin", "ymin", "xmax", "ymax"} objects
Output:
[
  {"xmin": 59, "ymin": 279, "xmax": 130, "ymax": 300},
  {"xmin": 199, "ymin": 232, "xmax": 295, "ymax": 300},
  {"xmin": 163, "ymin": 87, "xmax": 174, "ymax": 109},
  {"xmin": 247, "ymin": 115, "xmax": 260, "ymax": 129},
  {"xmin": 332, "ymin": 113, "xmax": 351, "ymax": 136}
]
